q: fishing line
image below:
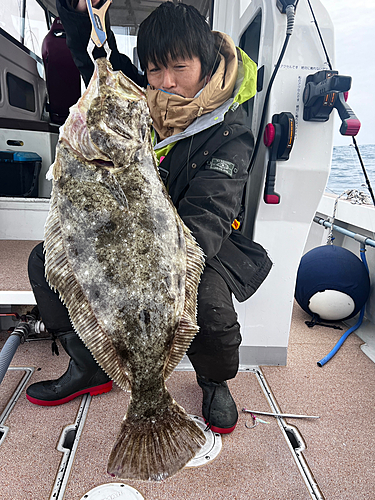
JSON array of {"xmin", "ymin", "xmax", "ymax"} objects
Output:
[
  {"xmin": 248, "ymin": 35, "xmax": 291, "ymax": 171},
  {"xmin": 186, "ymin": 134, "xmax": 194, "ymax": 184},
  {"xmin": 351, "ymin": 137, "xmax": 375, "ymax": 205},
  {"xmin": 307, "ymin": 0, "xmax": 375, "ymax": 206},
  {"xmin": 249, "ymin": 3, "xmax": 297, "ymax": 172},
  {"xmin": 208, "ymin": 34, "xmax": 224, "ymax": 81},
  {"xmin": 306, "ymin": 0, "xmax": 333, "ymax": 71},
  {"xmin": 185, "ymin": 35, "xmax": 223, "ymax": 182}
]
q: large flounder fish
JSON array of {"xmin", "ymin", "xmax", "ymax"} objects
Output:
[{"xmin": 44, "ymin": 58, "xmax": 206, "ymax": 480}]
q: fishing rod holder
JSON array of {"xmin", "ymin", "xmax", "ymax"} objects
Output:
[{"xmin": 303, "ymin": 70, "xmax": 361, "ymax": 136}]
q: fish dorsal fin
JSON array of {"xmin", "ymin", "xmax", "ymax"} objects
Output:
[
  {"xmin": 163, "ymin": 224, "xmax": 205, "ymax": 379},
  {"xmin": 44, "ymin": 187, "xmax": 130, "ymax": 392}
]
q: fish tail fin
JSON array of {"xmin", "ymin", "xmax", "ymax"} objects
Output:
[{"xmin": 107, "ymin": 397, "xmax": 205, "ymax": 481}]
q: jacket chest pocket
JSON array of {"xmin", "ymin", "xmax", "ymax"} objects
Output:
[
  {"xmin": 185, "ymin": 126, "xmax": 233, "ymax": 180},
  {"xmin": 164, "ymin": 124, "xmax": 234, "ymax": 198}
]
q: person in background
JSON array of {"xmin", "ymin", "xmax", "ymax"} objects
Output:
[{"xmin": 26, "ymin": 1, "xmax": 272, "ymax": 434}]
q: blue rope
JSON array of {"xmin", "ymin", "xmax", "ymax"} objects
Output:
[{"xmin": 317, "ymin": 247, "xmax": 369, "ymax": 367}]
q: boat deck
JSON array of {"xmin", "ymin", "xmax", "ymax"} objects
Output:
[
  {"xmin": 0, "ymin": 240, "xmax": 39, "ymax": 304},
  {"xmin": 1, "ymin": 241, "xmax": 375, "ymax": 499}
]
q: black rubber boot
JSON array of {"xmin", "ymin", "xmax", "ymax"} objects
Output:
[
  {"xmin": 197, "ymin": 374, "xmax": 238, "ymax": 434},
  {"xmin": 26, "ymin": 331, "xmax": 112, "ymax": 406}
]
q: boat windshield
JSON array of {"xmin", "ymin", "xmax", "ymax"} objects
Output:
[
  {"xmin": 112, "ymin": 26, "xmax": 138, "ymax": 66},
  {"xmin": 1, "ymin": 0, "xmax": 213, "ymax": 64},
  {"xmin": 1, "ymin": 0, "xmax": 51, "ymax": 59}
]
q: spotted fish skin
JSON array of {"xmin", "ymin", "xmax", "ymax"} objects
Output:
[{"xmin": 44, "ymin": 58, "xmax": 206, "ymax": 480}]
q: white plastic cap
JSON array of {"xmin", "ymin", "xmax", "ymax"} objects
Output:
[{"xmin": 308, "ymin": 289, "xmax": 355, "ymax": 321}]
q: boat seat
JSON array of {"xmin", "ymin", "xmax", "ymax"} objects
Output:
[
  {"xmin": 42, "ymin": 18, "xmax": 81, "ymax": 125},
  {"xmin": 0, "ymin": 240, "xmax": 39, "ymax": 305}
]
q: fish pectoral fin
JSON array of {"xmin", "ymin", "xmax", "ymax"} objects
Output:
[{"xmin": 107, "ymin": 398, "xmax": 205, "ymax": 481}]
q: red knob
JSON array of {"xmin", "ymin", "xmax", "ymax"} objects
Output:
[{"xmin": 264, "ymin": 123, "xmax": 275, "ymax": 147}]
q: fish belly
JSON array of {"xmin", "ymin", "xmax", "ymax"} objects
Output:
[{"xmin": 44, "ymin": 58, "xmax": 206, "ymax": 480}]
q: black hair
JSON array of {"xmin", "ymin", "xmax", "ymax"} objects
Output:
[{"xmin": 137, "ymin": 2, "xmax": 216, "ymax": 80}]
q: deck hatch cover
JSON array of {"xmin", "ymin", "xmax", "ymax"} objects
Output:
[
  {"xmin": 80, "ymin": 483, "xmax": 144, "ymax": 499},
  {"xmin": 185, "ymin": 415, "xmax": 222, "ymax": 467}
]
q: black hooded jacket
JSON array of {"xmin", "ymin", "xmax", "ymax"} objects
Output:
[{"xmin": 56, "ymin": 0, "xmax": 272, "ymax": 302}]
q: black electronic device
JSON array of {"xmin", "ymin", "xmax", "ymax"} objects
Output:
[
  {"xmin": 303, "ymin": 70, "xmax": 361, "ymax": 136},
  {"xmin": 263, "ymin": 112, "xmax": 295, "ymax": 204}
]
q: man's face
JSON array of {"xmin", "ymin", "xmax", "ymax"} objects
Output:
[{"xmin": 146, "ymin": 56, "xmax": 205, "ymax": 98}]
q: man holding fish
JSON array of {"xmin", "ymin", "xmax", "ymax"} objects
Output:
[{"xmin": 26, "ymin": 1, "xmax": 271, "ymax": 437}]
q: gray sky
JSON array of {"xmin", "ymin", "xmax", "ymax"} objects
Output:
[{"xmin": 322, "ymin": 0, "xmax": 375, "ymax": 146}]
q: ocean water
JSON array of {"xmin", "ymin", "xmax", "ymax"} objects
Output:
[{"xmin": 326, "ymin": 143, "xmax": 375, "ymax": 196}]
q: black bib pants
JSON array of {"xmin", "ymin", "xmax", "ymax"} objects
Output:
[{"xmin": 29, "ymin": 242, "xmax": 241, "ymax": 383}]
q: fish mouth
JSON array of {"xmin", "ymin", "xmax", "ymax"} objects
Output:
[{"xmin": 93, "ymin": 159, "xmax": 115, "ymax": 169}]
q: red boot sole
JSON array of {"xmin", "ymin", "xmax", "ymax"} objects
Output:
[
  {"xmin": 205, "ymin": 419, "xmax": 237, "ymax": 434},
  {"xmin": 26, "ymin": 380, "xmax": 113, "ymax": 406}
]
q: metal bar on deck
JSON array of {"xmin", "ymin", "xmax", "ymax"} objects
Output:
[
  {"xmin": 313, "ymin": 216, "xmax": 375, "ymax": 247},
  {"xmin": 242, "ymin": 408, "xmax": 320, "ymax": 419}
]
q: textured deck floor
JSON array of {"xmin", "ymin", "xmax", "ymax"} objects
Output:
[
  {"xmin": 0, "ymin": 240, "xmax": 39, "ymax": 291},
  {"xmin": 1, "ymin": 302, "xmax": 375, "ymax": 500},
  {"xmin": 1, "ymin": 240, "xmax": 375, "ymax": 499}
]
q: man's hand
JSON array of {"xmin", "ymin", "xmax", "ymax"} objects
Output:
[{"xmin": 75, "ymin": 0, "xmax": 101, "ymax": 12}]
